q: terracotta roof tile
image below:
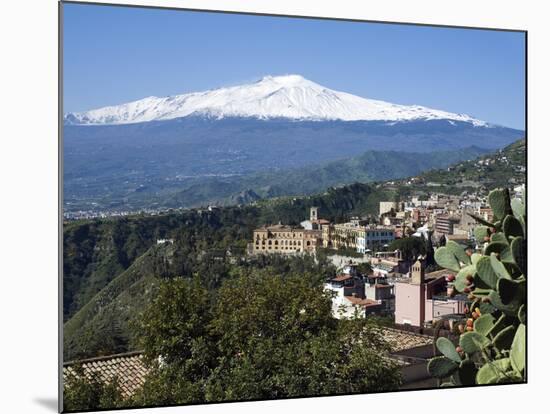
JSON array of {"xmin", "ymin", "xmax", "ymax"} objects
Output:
[
  {"xmin": 63, "ymin": 351, "xmax": 148, "ymax": 399},
  {"xmin": 380, "ymin": 328, "xmax": 433, "ymax": 352}
]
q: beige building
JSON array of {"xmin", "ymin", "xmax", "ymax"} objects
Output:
[
  {"xmin": 322, "ymin": 219, "xmax": 366, "ymax": 250},
  {"xmin": 251, "ymin": 222, "xmax": 322, "ymax": 255}
]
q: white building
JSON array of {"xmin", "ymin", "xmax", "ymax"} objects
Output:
[
  {"xmin": 323, "ymin": 264, "xmax": 382, "ymax": 319},
  {"xmin": 324, "ymin": 274, "xmax": 382, "ymax": 319},
  {"xmin": 356, "ymin": 226, "xmax": 395, "ymax": 254}
]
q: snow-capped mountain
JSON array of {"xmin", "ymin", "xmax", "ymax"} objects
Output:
[{"xmin": 64, "ymin": 74, "xmax": 487, "ymax": 126}]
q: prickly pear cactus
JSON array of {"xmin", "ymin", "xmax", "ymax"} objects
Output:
[{"xmin": 427, "ymin": 188, "xmax": 526, "ymax": 386}]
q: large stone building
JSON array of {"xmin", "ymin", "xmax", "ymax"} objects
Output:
[
  {"xmin": 250, "ymin": 207, "xmax": 323, "ymax": 255},
  {"xmin": 251, "ymin": 225, "xmax": 322, "ymax": 254}
]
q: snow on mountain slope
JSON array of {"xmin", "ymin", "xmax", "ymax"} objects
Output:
[{"xmin": 64, "ymin": 74, "xmax": 487, "ymax": 126}]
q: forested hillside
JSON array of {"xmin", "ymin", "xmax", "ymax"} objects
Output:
[
  {"xmin": 63, "ymin": 182, "xmax": 402, "ymax": 359},
  {"xmin": 160, "ymin": 146, "xmax": 489, "ymax": 208},
  {"xmin": 63, "ymin": 207, "xmax": 260, "ymax": 323},
  {"xmin": 400, "ymin": 139, "xmax": 526, "ymax": 194}
]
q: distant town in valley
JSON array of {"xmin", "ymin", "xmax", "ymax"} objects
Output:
[{"xmin": 250, "ymin": 182, "xmax": 524, "ymax": 322}]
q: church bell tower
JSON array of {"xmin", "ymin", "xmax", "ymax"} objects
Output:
[
  {"xmin": 310, "ymin": 206, "xmax": 319, "ymax": 221},
  {"xmin": 411, "ymin": 259, "xmax": 425, "ymax": 285}
]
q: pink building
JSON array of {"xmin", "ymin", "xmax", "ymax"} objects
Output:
[{"xmin": 394, "ymin": 260, "xmax": 467, "ymax": 327}]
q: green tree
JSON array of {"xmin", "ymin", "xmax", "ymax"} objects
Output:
[
  {"xmin": 388, "ymin": 237, "xmax": 427, "ymax": 261},
  {"xmin": 63, "ymin": 366, "xmax": 123, "ymax": 411},
  {"xmin": 131, "ymin": 277, "xmax": 215, "ymax": 406},
  {"xmin": 131, "ymin": 272, "xmax": 401, "ymax": 406}
]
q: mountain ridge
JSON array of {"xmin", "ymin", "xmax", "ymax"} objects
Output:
[{"xmin": 160, "ymin": 145, "xmax": 492, "ymax": 209}]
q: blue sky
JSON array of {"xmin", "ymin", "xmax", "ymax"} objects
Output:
[{"xmin": 63, "ymin": 3, "xmax": 525, "ymax": 129}]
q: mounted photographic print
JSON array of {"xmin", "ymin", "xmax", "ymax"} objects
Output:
[{"xmin": 60, "ymin": 1, "xmax": 527, "ymax": 412}]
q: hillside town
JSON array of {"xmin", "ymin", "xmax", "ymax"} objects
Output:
[
  {"xmin": 248, "ymin": 184, "xmax": 525, "ymax": 329},
  {"xmin": 63, "ymin": 184, "xmax": 527, "ymax": 402}
]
